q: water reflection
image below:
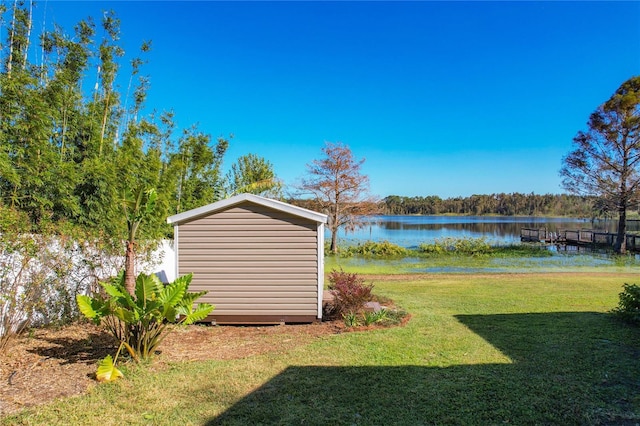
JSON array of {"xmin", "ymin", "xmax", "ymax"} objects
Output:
[
  {"xmin": 331, "ymin": 215, "xmax": 620, "ymax": 248},
  {"xmin": 326, "ymin": 216, "xmax": 640, "ymax": 272}
]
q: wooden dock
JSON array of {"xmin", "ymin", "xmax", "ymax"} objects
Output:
[{"xmin": 521, "ymin": 227, "xmax": 640, "ymax": 252}]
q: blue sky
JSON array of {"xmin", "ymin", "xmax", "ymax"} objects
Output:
[{"xmin": 40, "ymin": 1, "xmax": 640, "ymax": 198}]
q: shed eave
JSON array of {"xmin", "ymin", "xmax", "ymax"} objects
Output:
[{"xmin": 167, "ymin": 193, "xmax": 328, "ymax": 225}]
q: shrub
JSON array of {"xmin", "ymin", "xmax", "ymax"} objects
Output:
[
  {"xmin": 341, "ymin": 241, "xmax": 408, "ymax": 258},
  {"xmin": 418, "ymin": 237, "xmax": 492, "ymax": 256},
  {"xmin": 326, "ymin": 269, "xmax": 374, "ymax": 319},
  {"xmin": 452, "ymin": 237, "xmax": 492, "ymax": 255},
  {"xmin": 417, "ymin": 242, "xmax": 446, "ymax": 255},
  {"xmin": 0, "ymin": 209, "xmax": 119, "ymax": 353},
  {"xmin": 342, "ymin": 311, "xmax": 361, "ymax": 327},
  {"xmin": 77, "ymin": 271, "xmax": 213, "ymax": 364},
  {"xmin": 612, "ymin": 283, "xmax": 640, "ymax": 324}
]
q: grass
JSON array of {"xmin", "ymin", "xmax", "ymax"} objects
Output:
[
  {"xmin": 325, "ymin": 254, "xmax": 640, "ymax": 275},
  {"xmin": 3, "ymin": 273, "xmax": 640, "ymax": 425}
]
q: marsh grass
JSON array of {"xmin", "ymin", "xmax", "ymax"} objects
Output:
[
  {"xmin": 326, "ymin": 240, "xmax": 640, "ymax": 274},
  {"xmin": 3, "ymin": 273, "xmax": 640, "ymax": 425},
  {"xmin": 333, "ymin": 240, "xmax": 409, "ymax": 258},
  {"xmin": 489, "ymin": 242, "xmax": 554, "ymax": 257},
  {"xmin": 333, "ymin": 238, "xmax": 552, "ymax": 259},
  {"xmin": 325, "ymin": 239, "xmax": 556, "ymax": 274}
]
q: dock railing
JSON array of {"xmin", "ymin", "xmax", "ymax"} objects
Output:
[
  {"xmin": 521, "ymin": 228, "xmax": 547, "ymax": 242},
  {"xmin": 521, "ymin": 227, "xmax": 640, "ymax": 252}
]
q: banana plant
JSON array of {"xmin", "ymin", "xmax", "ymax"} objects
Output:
[{"xmin": 77, "ymin": 271, "xmax": 214, "ymax": 378}]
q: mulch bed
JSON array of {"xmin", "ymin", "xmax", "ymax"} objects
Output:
[{"xmin": 0, "ymin": 318, "xmax": 377, "ymax": 416}]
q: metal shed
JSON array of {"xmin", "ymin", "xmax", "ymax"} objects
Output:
[{"xmin": 166, "ymin": 194, "xmax": 328, "ymax": 324}]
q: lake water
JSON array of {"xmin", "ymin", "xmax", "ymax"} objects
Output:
[
  {"xmin": 326, "ymin": 216, "xmax": 640, "ymax": 273},
  {"xmin": 330, "ymin": 215, "xmax": 615, "ymax": 248}
]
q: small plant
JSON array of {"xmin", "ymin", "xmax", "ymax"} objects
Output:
[
  {"xmin": 363, "ymin": 309, "xmax": 388, "ymax": 326},
  {"xmin": 77, "ymin": 271, "xmax": 214, "ymax": 379},
  {"xmin": 362, "ymin": 310, "xmax": 376, "ymax": 326},
  {"xmin": 342, "ymin": 311, "xmax": 361, "ymax": 327},
  {"xmin": 326, "ymin": 269, "xmax": 374, "ymax": 320},
  {"xmin": 374, "ymin": 308, "xmax": 389, "ymax": 322},
  {"xmin": 344, "ymin": 308, "xmax": 403, "ymax": 328},
  {"xmin": 611, "ymin": 283, "xmax": 640, "ymax": 324}
]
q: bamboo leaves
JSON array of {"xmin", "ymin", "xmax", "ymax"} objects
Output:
[{"xmin": 0, "ymin": 3, "xmax": 266, "ymax": 244}]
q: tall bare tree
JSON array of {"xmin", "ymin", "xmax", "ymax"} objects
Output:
[
  {"xmin": 300, "ymin": 142, "xmax": 377, "ymax": 253},
  {"xmin": 560, "ymin": 76, "xmax": 640, "ymax": 254}
]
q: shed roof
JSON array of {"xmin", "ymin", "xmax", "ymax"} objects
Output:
[{"xmin": 167, "ymin": 193, "xmax": 328, "ymax": 225}]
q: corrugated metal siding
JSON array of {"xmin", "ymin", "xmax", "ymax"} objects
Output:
[{"xmin": 177, "ymin": 202, "xmax": 319, "ymax": 319}]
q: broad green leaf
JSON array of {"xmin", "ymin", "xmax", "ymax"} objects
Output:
[
  {"xmin": 76, "ymin": 295, "xmax": 100, "ymax": 319},
  {"xmin": 144, "ymin": 300, "xmax": 162, "ymax": 314},
  {"xmin": 172, "ymin": 273, "xmax": 193, "ymax": 291},
  {"xmin": 150, "ymin": 273, "xmax": 165, "ymax": 294},
  {"xmin": 180, "ymin": 290, "xmax": 208, "ymax": 308},
  {"xmin": 159, "ymin": 280, "xmax": 186, "ymax": 309},
  {"xmin": 135, "ymin": 273, "xmax": 162, "ymax": 304},
  {"xmin": 103, "ymin": 281, "xmax": 136, "ymax": 309},
  {"xmin": 111, "ymin": 270, "xmax": 126, "ymax": 286},
  {"xmin": 113, "ymin": 306, "xmax": 136, "ymax": 323},
  {"xmin": 102, "ymin": 282, "xmax": 127, "ymax": 299},
  {"xmin": 182, "ymin": 303, "xmax": 214, "ymax": 325},
  {"xmin": 77, "ymin": 295, "xmax": 109, "ymax": 326},
  {"xmin": 164, "ymin": 305, "xmax": 178, "ymax": 323},
  {"xmin": 96, "ymin": 355, "xmax": 124, "ymax": 382}
]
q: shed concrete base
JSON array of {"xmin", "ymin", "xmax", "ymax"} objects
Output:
[{"xmin": 204, "ymin": 315, "xmax": 319, "ymax": 325}]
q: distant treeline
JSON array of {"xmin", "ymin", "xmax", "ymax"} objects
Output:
[{"xmin": 381, "ymin": 193, "xmax": 600, "ymax": 217}]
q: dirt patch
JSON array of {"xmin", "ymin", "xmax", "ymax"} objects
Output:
[{"xmin": 0, "ymin": 317, "xmax": 394, "ymax": 416}]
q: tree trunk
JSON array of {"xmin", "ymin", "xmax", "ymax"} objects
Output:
[
  {"xmin": 6, "ymin": 0, "xmax": 17, "ymax": 78},
  {"xmin": 22, "ymin": 0, "xmax": 32, "ymax": 71},
  {"xmin": 330, "ymin": 229, "xmax": 338, "ymax": 254},
  {"xmin": 614, "ymin": 208, "xmax": 627, "ymax": 254},
  {"xmin": 99, "ymin": 90, "xmax": 111, "ymax": 156},
  {"xmin": 124, "ymin": 240, "xmax": 136, "ymax": 295}
]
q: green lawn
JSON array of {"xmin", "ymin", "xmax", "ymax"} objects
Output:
[{"xmin": 4, "ymin": 273, "xmax": 640, "ymax": 425}]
